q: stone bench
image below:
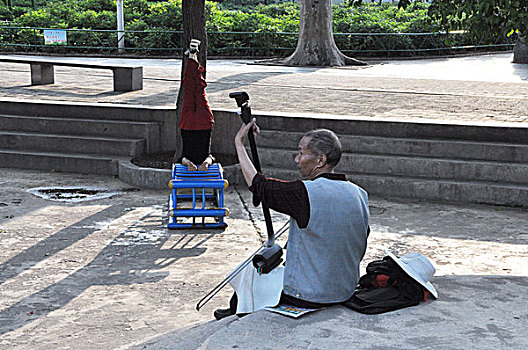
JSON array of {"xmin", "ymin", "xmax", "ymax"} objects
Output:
[{"xmin": 0, "ymin": 56, "xmax": 143, "ymax": 91}]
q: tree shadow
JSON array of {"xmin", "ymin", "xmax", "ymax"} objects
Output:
[
  {"xmin": 0, "ymin": 206, "xmax": 219, "ymax": 335},
  {"xmin": 206, "ymin": 71, "xmax": 296, "ymax": 95},
  {"xmin": 0, "ymin": 205, "xmax": 125, "ymax": 285}
]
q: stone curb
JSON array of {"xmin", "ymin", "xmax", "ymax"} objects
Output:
[{"xmin": 118, "ymin": 160, "xmax": 244, "ymax": 190}]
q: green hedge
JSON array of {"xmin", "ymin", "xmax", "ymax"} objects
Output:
[{"xmin": 0, "ymin": 0, "xmax": 512, "ymax": 56}]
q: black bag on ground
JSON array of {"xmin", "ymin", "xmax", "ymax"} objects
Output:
[{"xmin": 343, "ymin": 256, "xmax": 426, "ymax": 314}]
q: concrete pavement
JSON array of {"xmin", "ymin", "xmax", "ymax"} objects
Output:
[
  {"xmin": 1, "ymin": 52, "xmax": 528, "ymax": 124},
  {"xmin": 0, "ymin": 53, "xmax": 527, "ymax": 349},
  {"xmin": 0, "ymin": 167, "xmax": 527, "ymax": 349}
]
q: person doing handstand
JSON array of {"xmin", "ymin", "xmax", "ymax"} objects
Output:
[
  {"xmin": 214, "ymin": 122, "xmax": 370, "ymax": 320},
  {"xmin": 177, "ymin": 39, "xmax": 215, "ymax": 171}
]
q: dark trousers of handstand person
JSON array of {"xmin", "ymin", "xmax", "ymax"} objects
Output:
[{"xmin": 177, "ymin": 48, "xmax": 215, "ymax": 171}]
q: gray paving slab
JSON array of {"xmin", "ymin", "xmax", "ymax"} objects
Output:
[{"xmin": 0, "ymin": 167, "xmax": 527, "ymax": 349}]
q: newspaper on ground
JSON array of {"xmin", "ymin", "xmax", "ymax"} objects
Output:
[{"xmin": 264, "ymin": 304, "xmax": 323, "ymax": 318}]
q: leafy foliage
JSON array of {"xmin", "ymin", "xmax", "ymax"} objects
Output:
[
  {"xmin": 428, "ymin": 0, "xmax": 528, "ymax": 42},
  {"xmin": 0, "ymin": 0, "xmax": 509, "ymax": 56},
  {"xmin": 334, "ymin": 2, "xmax": 434, "ymax": 33}
]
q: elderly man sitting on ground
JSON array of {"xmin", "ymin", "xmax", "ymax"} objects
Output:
[{"xmin": 215, "ymin": 121, "xmax": 370, "ymax": 320}]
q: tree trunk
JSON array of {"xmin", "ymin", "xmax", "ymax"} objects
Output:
[
  {"xmin": 174, "ymin": 0, "xmax": 208, "ymax": 162},
  {"xmin": 283, "ymin": 0, "xmax": 367, "ymax": 67},
  {"xmin": 181, "ymin": 0, "xmax": 208, "ymax": 69},
  {"xmin": 513, "ymin": 36, "xmax": 528, "ymax": 64}
]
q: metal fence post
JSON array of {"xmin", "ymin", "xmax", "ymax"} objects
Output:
[{"xmin": 116, "ymin": 0, "xmax": 125, "ymax": 53}]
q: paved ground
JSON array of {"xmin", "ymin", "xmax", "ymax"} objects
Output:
[
  {"xmin": 1, "ymin": 52, "xmax": 528, "ymax": 124},
  {"xmin": 1, "ymin": 167, "xmax": 527, "ymax": 349},
  {"xmin": 1, "ymin": 53, "xmax": 528, "ymax": 349}
]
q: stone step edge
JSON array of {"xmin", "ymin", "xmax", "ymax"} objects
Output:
[
  {"xmin": 256, "ymin": 146, "xmax": 528, "ymax": 167},
  {"xmin": 215, "ymin": 108, "xmax": 528, "ymax": 129},
  {"xmin": 262, "ymin": 168, "xmax": 528, "ymax": 190},
  {"xmin": 0, "ymin": 151, "xmax": 126, "ymax": 176},
  {"xmin": 0, "ymin": 97, "xmax": 174, "ymax": 111},
  {"xmin": 0, "ymin": 148, "xmax": 131, "ymax": 161},
  {"xmin": 117, "ymin": 163, "xmax": 527, "ymax": 206},
  {"xmin": 0, "ymin": 113, "xmax": 162, "ymax": 126},
  {"xmin": 2, "ymin": 149, "xmax": 526, "ymax": 189},
  {"xmin": 118, "ymin": 161, "xmax": 243, "ymax": 190},
  {"xmin": 263, "ymin": 169, "xmax": 528, "ymax": 207},
  {"xmin": 256, "ymin": 129, "xmax": 528, "ymax": 147},
  {"xmin": 117, "ymin": 161, "xmax": 528, "ymax": 192},
  {"xmin": 0, "ymin": 130, "xmax": 147, "ymax": 143}
]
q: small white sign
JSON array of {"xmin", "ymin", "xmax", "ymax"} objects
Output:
[{"xmin": 44, "ymin": 29, "xmax": 67, "ymax": 45}]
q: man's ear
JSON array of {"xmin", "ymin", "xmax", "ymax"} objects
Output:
[{"xmin": 317, "ymin": 154, "xmax": 327, "ymax": 167}]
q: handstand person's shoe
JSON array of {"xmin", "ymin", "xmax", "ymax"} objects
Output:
[
  {"xmin": 214, "ymin": 307, "xmax": 235, "ymax": 320},
  {"xmin": 184, "ymin": 39, "xmax": 201, "ymax": 59},
  {"xmin": 189, "ymin": 39, "xmax": 200, "ymax": 53}
]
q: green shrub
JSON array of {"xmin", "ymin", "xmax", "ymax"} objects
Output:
[
  {"xmin": 0, "ymin": 5, "xmax": 28, "ymax": 22},
  {"xmin": 15, "ymin": 8, "xmax": 66, "ymax": 28},
  {"xmin": 77, "ymin": 0, "xmax": 115, "ymax": 12},
  {"xmin": 428, "ymin": 0, "xmax": 528, "ymax": 42},
  {"xmin": 144, "ymin": 0, "xmax": 182, "ymax": 28},
  {"xmin": 70, "ymin": 10, "xmax": 116, "ymax": 30},
  {"xmin": 0, "ymin": 0, "xmax": 510, "ymax": 56}
]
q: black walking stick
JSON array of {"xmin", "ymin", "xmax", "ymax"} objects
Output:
[{"xmin": 195, "ymin": 92, "xmax": 285, "ymax": 311}]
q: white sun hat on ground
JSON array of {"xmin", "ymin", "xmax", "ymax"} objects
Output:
[{"xmin": 385, "ymin": 249, "xmax": 438, "ymax": 299}]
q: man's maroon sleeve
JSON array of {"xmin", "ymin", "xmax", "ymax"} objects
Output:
[{"xmin": 249, "ymin": 173, "xmax": 310, "ymax": 229}]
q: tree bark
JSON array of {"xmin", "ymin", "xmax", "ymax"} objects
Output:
[
  {"xmin": 513, "ymin": 36, "xmax": 528, "ymax": 64},
  {"xmin": 282, "ymin": 0, "xmax": 367, "ymax": 67},
  {"xmin": 174, "ymin": 0, "xmax": 208, "ymax": 162},
  {"xmin": 181, "ymin": 0, "xmax": 208, "ymax": 69}
]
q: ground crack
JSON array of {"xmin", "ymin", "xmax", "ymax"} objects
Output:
[{"xmin": 234, "ymin": 185, "xmax": 266, "ymax": 244}]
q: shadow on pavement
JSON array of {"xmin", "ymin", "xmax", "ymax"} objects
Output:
[
  {"xmin": 0, "ymin": 207, "xmax": 220, "ymax": 335},
  {"xmin": 208, "ymin": 71, "xmax": 295, "ymax": 95}
]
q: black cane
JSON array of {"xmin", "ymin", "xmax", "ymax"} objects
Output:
[{"xmin": 229, "ymin": 92, "xmax": 283, "ymax": 273}]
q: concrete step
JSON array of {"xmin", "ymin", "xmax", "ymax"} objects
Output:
[
  {"xmin": 0, "ymin": 131, "xmax": 145, "ymax": 157},
  {"xmin": 0, "ymin": 99, "xmax": 173, "ymax": 122},
  {"xmin": 257, "ymin": 148, "xmax": 528, "ymax": 185},
  {"xmin": 0, "ymin": 114, "xmax": 161, "ymax": 153},
  {"xmin": 256, "ymin": 130, "xmax": 528, "ymax": 163},
  {"xmin": 0, "ymin": 99, "xmax": 177, "ymax": 152},
  {"xmin": 262, "ymin": 168, "xmax": 528, "ymax": 207},
  {"xmin": 254, "ymin": 112, "xmax": 528, "ymax": 143},
  {"xmin": 0, "ymin": 149, "xmax": 122, "ymax": 175}
]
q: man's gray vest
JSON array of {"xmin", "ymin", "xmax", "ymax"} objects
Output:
[{"xmin": 282, "ymin": 177, "xmax": 369, "ymax": 303}]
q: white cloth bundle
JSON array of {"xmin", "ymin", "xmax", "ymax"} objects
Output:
[{"xmin": 228, "ymin": 262, "xmax": 284, "ymax": 314}]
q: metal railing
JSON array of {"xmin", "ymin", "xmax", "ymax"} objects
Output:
[{"xmin": 0, "ymin": 26, "xmax": 515, "ymax": 57}]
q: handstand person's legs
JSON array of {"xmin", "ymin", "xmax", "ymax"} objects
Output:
[
  {"xmin": 180, "ymin": 129, "xmax": 212, "ymax": 171},
  {"xmin": 178, "ymin": 39, "xmax": 214, "ymax": 171}
]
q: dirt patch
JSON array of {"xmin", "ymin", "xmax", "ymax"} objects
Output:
[
  {"xmin": 131, "ymin": 151, "xmax": 238, "ymax": 169},
  {"xmin": 27, "ymin": 186, "xmax": 128, "ymax": 202}
]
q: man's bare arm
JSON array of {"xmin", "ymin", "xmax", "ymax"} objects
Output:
[{"xmin": 234, "ymin": 118, "xmax": 259, "ymax": 186}]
